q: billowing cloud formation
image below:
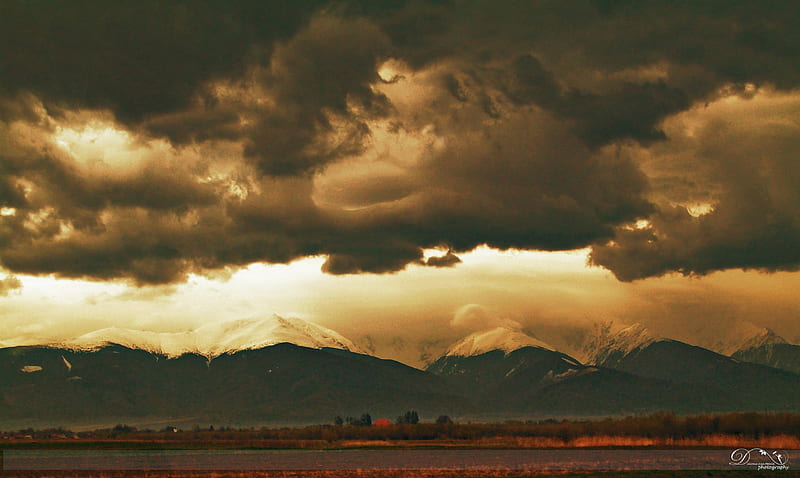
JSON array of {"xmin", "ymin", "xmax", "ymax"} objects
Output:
[
  {"xmin": 0, "ymin": 0, "xmax": 327, "ymax": 122},
  {"xmin": 1, "ymin": 1, "xmax": 799, "ymax": 284},
  {"xmin": 591, "ymin": 92, "xmax": 800, "ymax": 280}
]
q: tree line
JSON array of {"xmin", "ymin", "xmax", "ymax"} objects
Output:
[
  {"xmin": 333, "ymin": 410, "xmax": 431, "ymax": 426},
  {"xmin": 5, "ymin": 411, "xmax": 799, "ymax": 442}
]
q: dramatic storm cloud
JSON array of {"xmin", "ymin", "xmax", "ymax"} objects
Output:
[
  {"xmin": 590, "ymin": 91, "xmax": 800, "ymax": 280},
  {"xmin": 1, "ymin": 1, "xmax": 799, "ymax": 285}
]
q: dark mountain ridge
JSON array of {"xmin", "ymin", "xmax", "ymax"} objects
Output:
[
  {"xmin": 2, "ymin": 337, "xmax": 800, "ymax": 428},
  {"xmin": 0, "ymin": 343, "xmax": 465, "ymax": 427},
  {"xmin": 598, "ymin": 339, "xmax": 800, "ymax": 411},
  {"xmin": 732, "ymin": 342, "xmax": 800, "ymax": 375},
  {"xmin": 426, "ymin": 346, "xmax": 739, "ymax": 416}
]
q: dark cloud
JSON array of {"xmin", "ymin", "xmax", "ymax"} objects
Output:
[
  {"xmin": 591, "ymin": 94, "xmax": 800, "ymax": 280},
  {"xmin": 0, "ymin": 275, "xmax": 22, "ymax": 296},
  {"xmin": 434, "ymin": 57, "xmax": 687, "ymax": 151},
  {"xmin": 590, "ymin": 205, "xmax": 800, "ymax": 282},
  {"xmin": 321, "ymin": 247, "xmax": 422, "ymax": 275},
  {"xmin": 489, "ymin": 53, "xmax": 693, "ymax": 146},
  {"xmin": 562, "ymin": 81, "xmax": 691, "ymax": 146},
  {"xmin": 142, "ymin": 105, "xmax": 245, "ymax": 145},
  {"xmin": 2, "ymin": 149, "xmax": 218, "ymax": 216},
  {"xmin": 242, "ymin": 14, "xmax": 392, "ymax": 176},
  {"xmin": 0, "ymin": 1, "xmax": 799, "ymax": 284},
  {"xmin": 418, "ymin": 1, "xmax": 800, "ymax": 146},
  {"xmin": 425, "ymin": 251, "xmax": 461, "ymax": 268},
  {"xmin": 0, "ymin": 175, "xmax": 27, "ymax": 209},
  {"xmin": 0, "ymin": 0, "xmax": 327, "ymax": 123}
]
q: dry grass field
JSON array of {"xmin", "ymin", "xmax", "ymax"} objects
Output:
[
  {"xmin": 2, "ymin": 450, "xmax": 797, "ymax": 478},
  {"xmin": 4, "ymin": 433, "xmax": 799, "ymax": 450},
  {"xmin": 2, "ymin": 470, "xmax": 799, "ymax": 478}
]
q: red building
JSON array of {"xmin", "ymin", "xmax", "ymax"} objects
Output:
[{"xmin": 373, "ymin": 418, "xmax": 392, "ymax": 427}]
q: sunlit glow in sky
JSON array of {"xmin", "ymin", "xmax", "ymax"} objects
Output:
[{"xmin": 54, "ymin": 122, "xmax": 148, "ymax": 171}]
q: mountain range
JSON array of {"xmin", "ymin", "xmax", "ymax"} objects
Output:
[
  {"xmin": 63, "ymin": 315, "xmax": 364, "ymax": 359},
  {"xmin": 1, "ymin": 336, "xmax": 461, "ymax": 428},
  {"xmin": 1, "ymin": 316, "xmax": 798, "ymax": 428}
]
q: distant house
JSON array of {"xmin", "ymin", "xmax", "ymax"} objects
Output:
[{"xmin": 373, "ymin": 418, "xmax": 392, "ymax": 427}]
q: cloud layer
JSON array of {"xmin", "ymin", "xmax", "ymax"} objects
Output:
[{"xmin": 1, "ymin": 1, "xmax": 799, "ymax": 284}]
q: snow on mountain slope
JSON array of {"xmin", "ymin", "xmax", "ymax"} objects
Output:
[
  {"xmin": 68, "ymin": 328, "xmax": 183, "ymax": 356},
  {"xmin": 446, "ymin": 326, "xmax": 554, "ymax": 357},
  {"xmin": 64, "ymin": 315, "xmax": 362, "ymax": 358},
  {"xmin": 576, "ymin": 322, "xmax": 656, "ymax": 365},
  {"xmin": 709, "ymin": 322, "xmax": 787, "ymax": 356},
  {"xmin": 641, "ymin": 318, "xmax": 789, "ymax": 357}
]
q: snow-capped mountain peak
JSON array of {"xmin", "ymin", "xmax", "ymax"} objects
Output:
[
  {"xmin": 191, "ymin": 316, "xmax": 362, "ymax": 357},
  {"xmin": 576, "ymin": 322, "xmax": 656, "ymax": 365},
  {"xmin": 708, "ymin": 322, "xmax": 788, "ymax": 356},
  {"xmin": 64, "ymin": 315, "xmax": 362, "ymax": 359},
  {"xmin": 445, "ymin": 326, "xmax": 554, "ymax": 357}
]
